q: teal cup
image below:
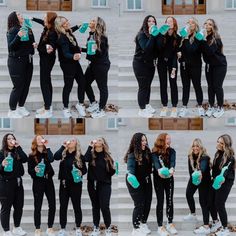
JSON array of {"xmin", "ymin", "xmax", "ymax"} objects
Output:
[
  {"xmin": 159, "ymin": 24, "xmax": 170, "ymax": 35},
  {"xmin": 150, "ymin": 25, "xmax": 159, "ymax": 36},
  {"xmin": 87, "ymin": 39, "xmax": 96, "ymax": 55},
  {"xmin": 71, "ymin": 166, "xmax": 82, "ymax": 183},
  {"xmin": 192, "ymin": 170, "xmax": 201, "ymax": 186},
  {"xmin": 4, "ymin": 154, "xmax": 13, "ymax": 172},
  {"xmin": 79, "ymin": 22, "xmax": 89, "ymax": 33},
  {"xmin": 36, "ymin": 161, "xmax": 45, "ymax": 177},
  {"xmin": 127, "ymin": 173, "xmax": 140, "ymax": 189},
  {"xmin": 159, "ymin": 167, "xmax": 170, "ymax": 178}
]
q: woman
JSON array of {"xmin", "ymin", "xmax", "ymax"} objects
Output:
[
  {"xmin": 7, "ymin": 11, "xmax": 36, "ymax": 118},
  {"xmin": 124, "ymin": 133, "xmax": 152, "ymax": 236},
  {"xmin": 83, "ymin": 137, "xmax": 115, "ymax": 236},
  {"xmin": 152, "ymin": 133, "xmax": 177, "ymax": 236},
  {"xmin": 54, "ymin": 138, "xmax": 87, "ymax": 236},
  {"xmin": 55, "ymin": 16, "xmax": 86, "ymax": 118},
  {"xmin": 83, "ymin": 17, "xmax": 110, "ymax": 118},
  {"xmin": 32, "ymin": 12, "xmax": 58, "ymax": 118},
  {"xmin": 0, "ymin": 133, "xmax": 28, "ymax": 236},
  {"xmin": 28, "ymin": 135, "xmax": 56, "ymax": 236},
  {"xmin": 209, "ymin": 134, "xmax": 235, "ymax": 236},
  {"xmin": 156, "ymin": 16, "xmax": 181, "ymax": 118},
  {"xmin": 183, "ymin": 138, "xmax": 213, "ymax": 235},
  {"xmin": 202, "ymin": 19, "xmax": 227, "ymax": 118},
  {"xmin": 178, "ymin": 17, "xmax": 205, "ymax": 117}
]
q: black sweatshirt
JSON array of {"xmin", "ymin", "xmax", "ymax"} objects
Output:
[
  {"xmin": 133, "ymin": 31, "xmax": 157, "ymax": 66},
  {"xmin": 83, "ymin": 146, "xmax": 115, "ymax": 184},
  {"xmin": 28, "ymin": 148, "xmax": 55, "ymax": 179},
  {"xmin": 54, "ymin": 146, "xmax": 87, "ymax": 181},
  {"xmin": 32, "ymin": 17, "xmax": 57, "ymax": 57},
  {"xmin": 0, "ymin": 146, "xmax": 28, "ymax": 180},
  {"xmin": 212, "ymin": 150, "xmax": 235, "ymax": 181},
  {"xmin": 7, "ymin": 26, "xmax": 35, "ymax": 57}
]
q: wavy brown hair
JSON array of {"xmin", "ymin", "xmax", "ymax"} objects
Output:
[
  {"xmin": 136, "ymin": 15, "xmax": 157, "ymax": 39},
  {"xmin": 43, "ymin": 11, "xmax": 57, "ymax": 42},
  {"xmin": 94, "ymin": 16, "xmax": 107, "ymax": 51},
  {"xmin": 7, "ymin": 11, "xmax": 20, "ymax": 31},
  {"xmin": 164, "ymin": 16, "xmax": 179, "ymax": 48},
  {"xmin": 1, "ymin": 133, "xmax": 20, "ymax": 160}
]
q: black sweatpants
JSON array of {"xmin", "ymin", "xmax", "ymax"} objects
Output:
[
  {"xmin": 205, "ymin": 65, "xmax": 227, "ymax": 107},
  {"xmin": 186, "ymin": 179, "xmax": 211, "ymax": 225},
  {"xmin": 59, "ymin": 180, "xmax": 83, "ymax": 229},
  {"xmin": 209, "ymin": 180, "xmax": 234, "ymax": 228},
  {"xmin": 133, "ymin": 60, "xmax": 155, "ymax": 109},
  {"xmin": 87, "ymin": 181, "xmax": 112, "ymax": 228},
  {"xmin": 0, "ymin": 178, "xmax": 24, "ymax": 231},
  {"xmin": 85, "ymin": 63, "xmax": 110, "ymax": 110},
  {"xmin": 39, "ymin": 55, "xmax": 56, "ymax": 110},
  {"xmin": 32, "ymin": 178, "xmax": 56, "ymax": 229},
  {"xmin": 126, "ymin": 175, "xmax": 152, "ymax": 229},
  {"xmin": 8, "ymin": 56, "xmax": 33, "ymax": 110},
  {"xmin": 180, "ymin": 63, "xmax": 203, "ymax": 106},
  {"xmin": 157, "ymin": 59, "xmax": 178, "ymax": 107},
  {"xmin": 60, "ymin": 62, "xmax": 85, "ymax": 108},
  {"xmin": 154, "ymin": 174, "xmax": 174, "ymax": 226}
]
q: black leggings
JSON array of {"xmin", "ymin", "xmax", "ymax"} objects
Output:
[
  {"xmin": 8, "ymin": 56, "xmax": 33, "ymax": 110},
  {"xmin": 126, "ymin": 175, "xmax": 152, "ymax": 229},
  {"xmin": 87, "ymin": 181, "xmax": 112, "ymax": 228},
  {"xmin": 0, "ymin": 178, "xmax": 24, "ymax": 231},
  {"xmin": 32, "ymin": 178, "xmax": 56, "ymax": 229}
]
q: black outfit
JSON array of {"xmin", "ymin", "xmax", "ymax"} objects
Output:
[
  {"xmin": 32, "ymin": 18, "xmax": 58, "ymax": 110},
  {"xmin": 186, "ymin": 154, "xmax": 211, "ymax": 225},
  {"xmin": 202, "ymin": 34, "xmax": 227, "ymax": 107},
  {"xmin": 209, "ymin": 151, "xmax": 235, "ymax": 228},
  {"xmin": 179, "ymin": 36, "xmax": 203, "ymax": 106},
  {"xmin": 7, "ymin": 26, "xmax": 35, "ymax": 110},
  {"xmin": 133, "ymin": 32, "xmax": 156, "ymax": 109},
  {"xmin": 28, "ymin": 148, "xmax": 56, "ymax": 229},
  {"xmin": 152, "ymin": 148, "xmax": 176, "ymax": 226},
  {"xmin": 156, "ymin": 34, "xmax": 181, "ymax": 107},
  {"xmin": 54, "ymin": 146, "xmax": 87, "ymax": 229},
  {"xmin": 57, "ymin": 26, "xmax": 85, "ymax": 108},
  {"xmin": 83, "ymin": 146, "xmax": 115, "ymax": 228},
  {"xmin": 126, "ymin": 150, "xmax": 152, "ymax": 229},
  {"xmin": 83, "ymin": 32, "xmax": 110, "ymax": 110},
  {"xmin": 0, "ymin": 146, "xmax": 28, "ymax": 231}
]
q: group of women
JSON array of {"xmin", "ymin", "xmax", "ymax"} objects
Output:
[
  {"xmin": 133, "ymin": 15, "xmax": 227, "ymax": 118},
  {"xmin": 0, "ymin": 133, "xmax": 115, "ymax": 236},
  {"xmin": 125, "ymin": 133, "xmax": 235, "ymax": 236},
  {"xmin": 6, "ymin": 11, "xmax": 110, "ymax": 119}
]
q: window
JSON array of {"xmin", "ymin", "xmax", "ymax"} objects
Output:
[
  {"xmin": 225, "ymin": 117, "xmax": 236, "ymax": 126},
  {"xmin": 92, "ymin": 0, "xmax": 108, "ymax": 7},
  {"xmin": 0, "ymin": 118, "xmax": 11, "ymax": 129},
  {"xmin": 0, "ymin": 0, "xmax": 6, "ymax": 5},
  {"xmin": 107, "ymin": 118, "xmax": 118, "ymax": 130},
  {"xmin": 225, "ymin": 0, "xmax": 236, "ymax": 8},
  {"xmin": 127, "ymin": 0, "xmax": 142, "ymax": 10},
  {"xmin": 163, "ymin": 0, "xmax": 172, "ymax": 5}
]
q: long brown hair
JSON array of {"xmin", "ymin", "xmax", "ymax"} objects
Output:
[
  {"xmin": 164, "ymin": 16, "xmax": 178, "ymax": 48},
  {"xmin": 1, "ymin": 133, "xmax": 20, "ymax": 160},
  {"xmin": 94, "ymin": 16, "xmax": 107, "ymax": 51},
  {"xmin": 43, "ymin": 11, "xmax": 57, "ymax": 41}
]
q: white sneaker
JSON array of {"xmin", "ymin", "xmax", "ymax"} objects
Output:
[
  {"xmin": 194, "ymin": 226, "xmax": 210, "ymax": 234},
  {"xmin": 63, "ymin": 108, "xmax": 72, "ymax": 118},
  {"xmin": 46, "ymin": 228, "xmax": 55, "ymax": 236},
  {"xmin": 205, "ymin": 106, "xmax": 214, "ymax": 117},
  {"xmin": 131, "ymin": 228, "xmax": 145, "ymax": 236},
  {"xmin": 179, "ymin": 107, "xmax": 188, "ymax": 117},
  {"xmin": 86, "ymin": 102, "xmax": 99, "ymax": 113},
  {"xmin": 57, "ymin": 229, "xmax": 66, "ymax": 236},
  {"xmin": 146, "ymin": 104, "xmax": 156, "ymax": 114},
  {"xmin": 91, "ymin": 109, "xmax": 106, "ymax": 118},
  {"xmin": 8, "ymin": 110, "xmax": 23, "ymax": 118},
  {"xmin": 170, "ymin": 107, "xmax": 178, "ymax": 118},
  {"xmin": 157, "ymin": 226, "xmax": 169, "ymax": 236},
  {"xmin": 140, "ymin": 223, "xmax": 151, "ymax": 234},
  {"xmin": 211, "ymin": 220, "xmax": 222, "ymax": 233},
  {"xmin": 36, "ymin": 110, "xmax": 52, "ymax": 118},
  {"xmin": 36, "ymin": 106, "xmax": 53, "ymax": 114},
  {"xmin": 198, "ymin": 106, "xmax": 205, "ymax": 117},
  {"xmin": 35, "ymin": 229, "xmax": 41, "ymax": 236},
  {"xmin": 183, "ymin": 213, "xmax": 198, "ymax": 222},
  {"xmin": 215, "ymin": 228, "xmax": 230, "ymax": 236},
  {"xmin": 17, "ymin": 107, "xmax": 30, "ymax": 117},
  {"xmin": 90, "ymin": 227, "xmax": 100, "ymax": 236},
  {"xmin": 166, "ymin": 223, "xmax": 177, "ymax": 235},
  {"xmin": 213, "ymin": 107, "xmax": 224, "ymax": 118},
  {"xmin": 138, "ymin": 109, "xmax": 154, "ymax": 118},
  {"xmin": 105, "ymin": 227, "xmax": 112, "ymax": 236},
  {"xmin": 12, "ymin": 227, "xmax": 27, "ymax": 236},
  {"xmin": 3, "ymin": 231, "xmax": 13, "ymax": 236},
  {"xmin": 75, "ymin": 228, "xmax": 82, "ymax": 236},
  {"xmin": 160, "ymin": 107, "xmax": 168, "ymax": 117},
  {"xmin": 75, "ymin": 103, "xmax": 86, "ymax": 117}
]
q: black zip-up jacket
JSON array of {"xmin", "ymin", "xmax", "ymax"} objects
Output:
[
  {"xmin": 82, "ymin": 31, "xmax": 110, "ymax": 65},
  {"xmin": 7, "ymin": 26, "xmax": 35, "ymax": 57},
  {"xmin": 57, "ymin": 25, "xmax": 81, "ymax": 64},
  {"xmin": 28, "ymin": 148, "xmax": 55, "ymax": 179},
  {"xmin": 212, "ymin": 150, "xmax": 235, "ymax": 181},
  {"xmin": 54, "ymin": 146, "xmax": 87, "ymax": 181},
  {"xmin": 32, "ymin": 17, "xmax": 57, "ymax": 57},
  {"xmin": 133, "ymin": 31, "xmax": 157, "ymax": 66},
  {"xmin": 0, "ymin": 146, "xmax": 28, "ymax": 180},
  {"xmin": 202, "ymin": 34, "xmax": 227, "ymax": 66},
  {"xmin": 83, "ymin": 146, "xmax": 115, "ymax": 184}
]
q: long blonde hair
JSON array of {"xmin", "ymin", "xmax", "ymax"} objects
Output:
[
  {"xmin": 94, "ymin": 16, "xmax": 107, "ymax": 51},
  {"xmin": 55, "ymin": 16, "xmax": 77, "ymax": 46}
]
